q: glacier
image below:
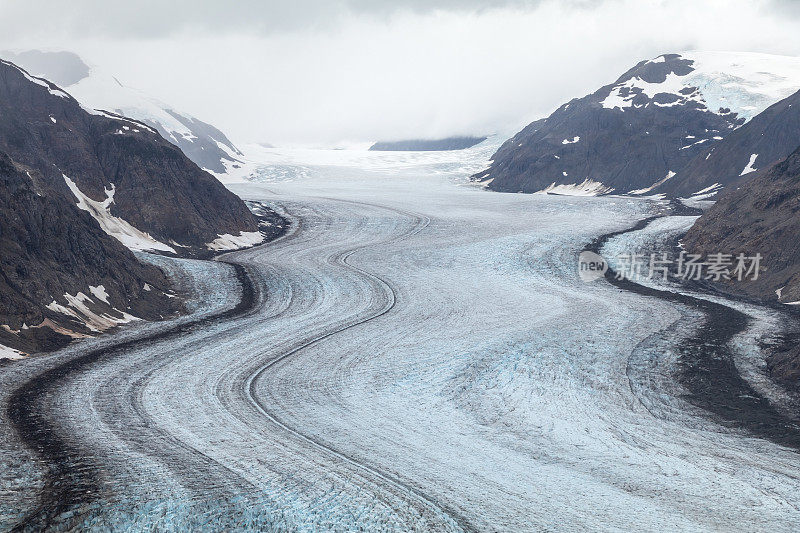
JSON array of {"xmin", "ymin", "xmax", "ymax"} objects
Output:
[{"xmin": 1, "ymin": 144, "xmax": 799, "ymax": 531}]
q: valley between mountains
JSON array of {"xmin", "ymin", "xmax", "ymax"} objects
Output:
[
  {"xmin": 3, "ymin": 41, "xmax": 800, "ymax": 531},
  {"xmin": 3, "ymin": 154, "xmax": 800, "ymax": 531}
]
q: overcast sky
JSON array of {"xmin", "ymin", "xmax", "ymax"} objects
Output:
[{"xmin": 3, "ymin": 0, "xmax": 800, "ymax": 145}]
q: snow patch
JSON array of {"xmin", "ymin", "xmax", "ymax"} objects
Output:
[
  {"xmin": 206, "ymin": 231, "xmax": 264, "ymax": 251},
  {"xmin": 89, "ymin": 284, "xmax": 110, "ymax": 304},
  {"xmin": 680, "ymin": 138, "xmax": 710, "ymax": 150},
  {"xmin": 694, "ymin": 183, "xmax": 722, "ymax": 195},
  {"xmin": 536, "ymin": 178, "xmax": 614, "ymax": 196},
  {"xmin": 628, "ymin": 171, "xmax": 675, "ymax": 195},
  {"xmin": 47, "ymin": 290, "xmax": 137, "ymax": 333},
  {"xmin": 0, "ymin": 343, "xmax": 25, "ymax": 360},
  {"xmin": 2, "ymin": 60, "xmax": 71, "ymax": 99},
  {"xmin": 740, "ymin": 153, "xmax": 759, "ymax": 176},
  {"xmin": 49, "ymin": 115, "xmax": 57, "ymax": 123},
  {"xmin": 683, "ymin": 182, "xmax": 723, "ymax": 201},
  {"xmin": 63, "ymin": 175, "xmax": 176, "ymax": 253},
  {"xmin": 561, "ymin": 136, "xmax": 580, "ymax": 145}
]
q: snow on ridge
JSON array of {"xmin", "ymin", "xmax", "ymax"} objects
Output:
[
  {"xmin": 83, "ymin": 107, "xmax": 157, "ymax": 134},
  {"xmin": 63, "ymin": 175, "xmax": 176, "ymax": 253},
  {"xmin": 536, "ymin": 178, "xmax": 614, "ymax": 196},
  {"xmin": 206, "ymin": 231, "xmax": 264, "ymax": 251},
  {"xmin": 212, "ymin": 138, "xmax": 244, "ymax": 162},
  {"xmin": 740, "ymin": 153, "xmax": 759, "ymax": 176},
  {"xmin": 601, "ymin": 51, "xmax": 800, "ymax": 122},
  {"xmin": 68, "ymin": 68, "xmax": 195, "ymax": 138},
  {"xmin": 1, "ymin": 60, "xmax": 72, "ymax": 99},
  {"xmin": 601, "ymin": 71, "xmax": 696, "ymax": 111}
]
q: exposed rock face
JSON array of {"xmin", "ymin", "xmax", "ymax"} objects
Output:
[
  {"xmin": 658, "ymin": 89, "xmax": 800, "ymax": 197},
  {"xmin": 0, "ymin": 151, "xmax": 177, "ymax": 355},
  {"xmin": 684, "ymin": 144, "xmax": 800, "ymax": 305},
  {"xmin": 476, "ymin": 52, "xmax": 800, "ymax": 195},
  {"xmin": 0, "ymin": 59, "xmax": 258, "ymax": 255},
  {"xmin": 2, "ymin": 50, "xmax": 245, "ymax": 175},
  {"xmin": 684, "ymin": 145, "xmax": 800, "ymax": 388},
  {"xmin": 0, "ymin": 58, "xmax": 271, "ymax": 356},
  {"xmin": 369, "ymin": 136, "xmax": 487, "ymax": 151}
]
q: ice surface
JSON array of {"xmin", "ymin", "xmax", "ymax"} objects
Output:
[
  {"xmin": 3, "ymin": 142, "xmax": 800, "ymax": 531},
  {"xmin": 216, "ymin": 135, "xmax": 502, "ymax": 184}
]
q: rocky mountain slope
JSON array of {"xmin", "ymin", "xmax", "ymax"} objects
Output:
[
  {"xmin": 684, "ymin": 144, "xmax": 800, "ymax": 305},
  {"xmin": 0, "ymin": 58, "xmax": 271, "ymax": 358},
  {"xmin": 475, "ymin": 52, "xmax": 800, "ymax": 195},
  {"xmin": 0, "ymin": 151, "xmax": 177, "ymax": 358},
  {"xmin": 2, "ymin": 50, "xmax": 244, "ymax": 176},
  {"xmin": 0, "ymin": 58, "xmax": 259, "ymax": 255},
  {"xmin": 657, "ymin": 88, "xmax": 800, "ymax": 197},
  {"xmin": 684, "ymin": 144, "xmax": 800, "ymax": 385}
]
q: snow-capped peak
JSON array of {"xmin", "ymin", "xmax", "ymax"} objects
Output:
[
  {"xmin": 3, "ymin": 50, "xmax": 243, "ymax": 175},
  {"xmin": 601, "ymin": 51, "xmax": 800, "ymax": 123}
]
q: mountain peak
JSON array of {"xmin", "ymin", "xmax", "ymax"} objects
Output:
[
  {"xmin": 1, "ymin": 49, "xmax": 244, "ymax": 175},
  {"xmin": 477, "ymin": 51, "xmax": 800, "ymax": 195}
]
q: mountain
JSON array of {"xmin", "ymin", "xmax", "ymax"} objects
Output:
[
  {"xmin": 0, "ymin": 151, "xmax": 178, "ymax": 358},
  {"xmin": 684, "ymin": 143, "xmax": 800, "ymax": 305},
  {"xmin": 0, "ymin": 59, "xmax": 260, "ymax": 256},
  {"xmin": 684, "ymin": 144, "xmax": 800, "ymax": 385},
  {"xmin": 657, "ymin": 88, "xmax": 800, "ymax": 197},
  {"xmin": 475, "ymin": 52, "xmax": 800, "ymax": 195},
  {"xmin": 1, "ymin": 50, "xmax": 244, "ymax": 176},
  {"xmin": 369, "ymin": 136, "xmax": 487, "ymax": 151}
]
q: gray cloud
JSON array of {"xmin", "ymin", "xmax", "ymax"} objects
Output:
[
  {"xmin": 2, "ymin": 0, "xmax": 800, "ymax": 145},
  {"xmin": 0, "ymin": 0, "xmax": 543, "ymax": 39},
  {"xmin": 1, "ymin": 0, "xmax": 796, "ymax": 40}
]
